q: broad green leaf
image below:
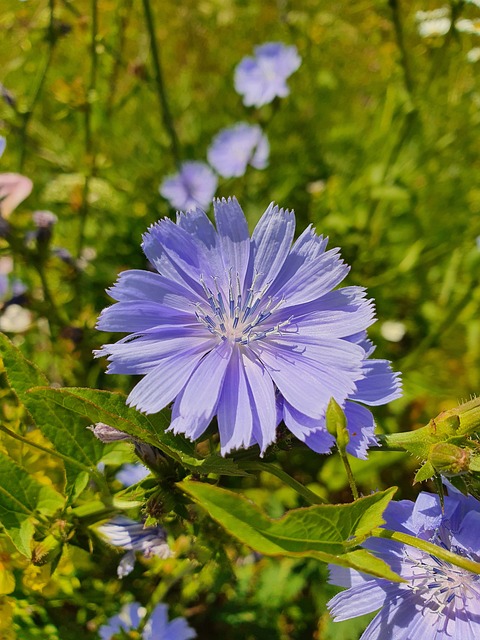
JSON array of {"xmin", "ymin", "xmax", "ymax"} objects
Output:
[
  {"xmin": 0, "ymin": 452, "xmax": 64, "ymax": 557},
  {"xmin": 30, "ymin": 387, "xmax": 249, "ymax": 477},
  {"xmin": 0, "ymin": 334, "xmax": 105, "ymax": 499},
  {"xmin": 179, "ymin": 481, "xmax": 402, "ymax": 581}
]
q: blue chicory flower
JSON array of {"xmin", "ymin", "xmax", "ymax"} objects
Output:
[
  {"xmin": 98, "ymin": 602, "xmax": 196, "ymax": 640},
  {"xmin": 116, "ymin": 462, "xmax": 150, "ymax": 486},
  {"xmin": 96, "ymin": 198, "xmax": 401, "ymax": 457},
  {"xmin": 98, "ymin": 516, "xmax": 171, "ymax": 578},
  {"xmin": 159, "ymin": 161, "xmax": 218, "ymax": 212},
  {"xmin": 328, "ymin": 487, "xmax": 480, "ymax": 639},
  {"xmin": 234, "ymin": 42, "xmax": 301, "ymax": 108},
  {"xmin": 207, "ymin": 123, "xmax": 269, "ymax": 178},
  {"xmin": 0, "ymin": 137, "xmax": 5, "ymax": 159}
]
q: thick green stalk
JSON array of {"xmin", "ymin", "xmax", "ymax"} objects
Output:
[{"xmin": 372, "ymin": 527, "xmax": 480, "ymax": 576}]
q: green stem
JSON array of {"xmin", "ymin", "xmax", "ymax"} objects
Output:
[
  {"xmin": 238, "ymin": 460, "xmax": 327, "ymax": 504},
  {"xmin": 372, "ymin": 527, "xmax": 480, "ymax": 576},
  {"xmin": 19, "ymin": 0, "xmax": 56, "ymax": 170},
  {"xmin": 338, "ymin": 449, "xmax": 359, "ymax": 500},
  {"xmin": 76, "ymin": 0, "xmax": 98, "ymax": 260},
  {"xmin": 142, "ymin": 0, "xmax": 181, "ymax": 166},
  {"xmin": 388, "ymin": 0, "xmax": 415, "ymax": 102}
]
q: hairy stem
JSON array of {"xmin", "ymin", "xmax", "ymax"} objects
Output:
[{"xmin": 338, "ymin": 449, "xmax": 359, "ymax": 500}]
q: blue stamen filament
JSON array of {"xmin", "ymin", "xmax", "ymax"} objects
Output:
[
  {"xmin": 405, "ymin": 549, "xmax": 480, "ymax": 615},
  {"xmin": 195, "ymin": 272, "xmax": 289, "ymax": 345}
]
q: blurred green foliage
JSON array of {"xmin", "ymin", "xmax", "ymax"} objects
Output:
[{"xmin": 1, "ymin": 0, "xmax": 480, "ymax": 637}]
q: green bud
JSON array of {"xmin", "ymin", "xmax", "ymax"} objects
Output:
[
  {"xmin": 325, "ymin": 398, "xmax": 349, "ymax": 451},
  {"xmin": 428, "ymin": 442, "xmax": 471, "ymax": 477}
]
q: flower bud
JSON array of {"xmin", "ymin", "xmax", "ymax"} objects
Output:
[
  {"xmin": 88, "ymin": 423, "xmax": 132, "ymax": 443},
  {"xmin": 325, "ymin": 398, "xmax": 349, "ymax": 451},
  {"xmin": 134, "ymin": 442, "xmax": 173, "ymax": 475},
  {"xmin": 428, "ymin": 443, "xmax": 471, "ymax": 477}
]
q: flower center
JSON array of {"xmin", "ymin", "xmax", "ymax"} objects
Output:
[
  {"xmin": 195, "ymin": 271, "xmax": 291, "ymax": 345},
  {"xmin": 407, "ymin": 551, "xmax": 480, "ymax": 613}
]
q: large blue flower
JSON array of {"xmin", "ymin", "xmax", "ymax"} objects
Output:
[
  {"xmin": 234, "ymin": 42, "xmax": 301, "ymax": 107},
  {"xmin": 328, "ymin": 487, "xmax": 480, "ymax": 638},
  {"xmin": 96, "ymin": 198, "xmax": 400, "ymax": 456}
]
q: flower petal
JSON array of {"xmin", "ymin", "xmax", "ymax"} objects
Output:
[
  {"xmin": 0, "ymin": 173, "xmax": 33, "ymax": 217},
  {"xmin": 251, "ymin": 203, "xmax": 295, "ymax": 291},
  {"xmin": 169, "ymin": 340, "xmax": 232, "ymax": 440},
  {"xmin": 216, "ymin": 347, "xmax": 254, "ymax": 454},
  {"xmin": 97, "ymin": 301, "xmax": 195, "ymax": 332},
  {"xmin": 242, "ymin": 349, "xmax": 277, "ymax": 453},
  {"xmin": 351, "ymin": 360, "xmax": 402, "ymax": 406},
  {"xmin": 344, "ymin": 402, "xmax": 378, "ymax": 459},
  {"xmin": 328, "ymin": 581, "xmax": 390, "ymax": 621},
  {"xmin": 106, "ymin": 269, "xmax": 197, "ymax": 311},
  {"xmin": 213, "ymin": 197, "xmax": 251, "ymax": 290},
  {"xmin": 141, "ymin": 218, "xmax": 210, "ymax": 297},
  {"xmin": 127, "ymin": 345, "xmax": 213, "ymax": 413},
  {"xmin": 252, "ymin": 337, "xmax": 364, "ymax": 418},
  {"xmin": 97, "ymin": 331, "xmax": 214, "ymax": 375}
]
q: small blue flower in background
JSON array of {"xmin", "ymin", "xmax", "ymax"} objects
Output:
[
  {"xmin": 96, "ymin": 198, "xmax": 400, "ymax": 457},
  {"xmin": 159, "ymin": 161, "xmax": 217, "ymax": 212},
  {"xmin": 207, "ymin": 123, "xmax": 269, "ymax": 178},
  {"xmin": 98, "ymin": 516, "xmax": 172, "ymax": 578},
  {"xmin": 116, "ymin": 462, "xmax": 150, "ymax": 486},
  {"xmin": 234, "ymin": 42, "xmax": 301, "ymax": 108},
  {"xmin": 328, "ymin": 486, "xmax": 480, "ymax": 638},
  {"xmin": 98, "ymin": 602, "xmax": 196, "ymax": 640},
  {"xmin": 0, "ymin": 136, "xmax": 6, "ymax": 159}
]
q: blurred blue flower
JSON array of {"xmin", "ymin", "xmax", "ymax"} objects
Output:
[
  {"xmin": 0, "ymin": 137, "xmax": 5, "ymax": 159},
  {"xmin": 159, "ymin": 161, "xmax": 217, "ymax": 211},
  {"xmin": 99, "ymin": 602, "xmax": 144, "ymax": 640},
  {"xmin": 328, "ymin": 487, "xmax": 480, "ymax": 638},
  {"xmin": 96, "ymin": 198, "xmax": 400, "ymax": 457},
  {"xmin": 99, "ymin": 602, "xmax": 196, "ymax": 640},
  {"xmin": 207, "ymin": 123, "xmax": 269, "ymax": 178},
  {"xmin": 234, "ymin": 42, "xmax": 301, "ymax": 107},
  {"xmin": 116, "ymin": 462, "xmax": 150, "ymax": 486},
  {"xmin": 98, "ymin": 516, "xmax": 171, "ymax": 578}
]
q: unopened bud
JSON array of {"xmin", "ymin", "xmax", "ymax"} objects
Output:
[
  {"xmin": 428, "ymin": 443, "xmax": 471, "ymax": 477},
  {"xmin": 134, "ymin": 442, "xmax": 173, "ymax": 475},
  {"xmin": 88, "ymin": 423, "xmax": 132, "ymax": 443},
  {"xmin": 325, "ymin": 398, "xmax": 349, "ymax": 451}
]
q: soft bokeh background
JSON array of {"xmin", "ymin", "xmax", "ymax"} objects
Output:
[{"xmin": 1, "ymin": 0, "xmax": 480, "ymax": 638}]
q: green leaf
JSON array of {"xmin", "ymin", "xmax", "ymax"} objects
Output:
[
  {"xmin": 178, "ymin": 481, "xmax": 402, "ymax": 581},
  {"xmin": 0, "ymin": 452, "xmax": 64, "ymax": 557},
  {"xmin": 414, "ymin": 461, "xmax": 435, "ymax": 483},
  {"xmin": 0, "ymin": 333, "xmax": 105, "ymax": 500},
  {"xmin": 29, "ymin": 387, "xmax": 249, "ymax": 477}
]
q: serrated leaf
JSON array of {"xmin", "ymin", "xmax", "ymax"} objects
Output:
[
  {"xmin": 179, "ymin": 481, "xmax": 401, "ymax": 581},
  {"xmin": 0, "ymin": 452, "xmax": 64, "ymax": 557},
  {"xmin": 0, "ymin": 334, "xmax": 105, "ymax": 500},
  {"xmin": 30, "ymin": 387, "xmax": 249, "ymax": 477}
]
